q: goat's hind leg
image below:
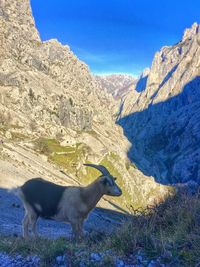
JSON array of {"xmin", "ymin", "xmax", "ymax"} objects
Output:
[
  {"xmin": 22, "ymin": 203, "xmax": 37, "ymax": 239},
  {"xmin": 29, "ymin": 213, "xmax": 39, "ymax": 238},
  {"xmin": 22, "ymin": 212, "xmax": 29, "ymax": 239}
]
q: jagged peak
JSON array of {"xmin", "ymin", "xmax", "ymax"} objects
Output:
[
  {"xmin": 140, "ymin": 68, "xmax": 150, "ymax": 78},
  {"xmin": 0, "ymin": 0, "xmax": 40, "ymax": 41},
  {"xmin": 182, "ymin": 22, "xmax": 199, "ymax": 41}
]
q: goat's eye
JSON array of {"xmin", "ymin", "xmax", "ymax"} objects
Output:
[
  {"xmin": 113, "ymin": 177, "xmax": 117, "ymax": 181},
  {"xmin": 101, "ymin": 177, "xmax": 109, "ymax": 186}
]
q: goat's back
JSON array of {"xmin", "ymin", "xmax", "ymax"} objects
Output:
[{"xmin": 21, "ymin": 178, "xmax": 66, "ymax": 218}]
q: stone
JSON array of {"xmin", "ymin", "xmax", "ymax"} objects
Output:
[
  {"xmin": 5, "ymin": 131, "xmax": 12, "ymax": 139},
  {"xmin": 161, "ymin": 250, "xmax": 172, "ymax": 260},
  {"xmin": 90, "ymin": 252, "xmax": 102, "ymax": 262},
  {"xmin": 115, "ymin": 259, "xmax": 125, "ymax": 267},
  {"xmin": 56, "ymin": 255, "xmax": 64, "ymax": 263},
  {"xmin": 95, "ymin": 74, "xmax": 137, "ymax": 100}
]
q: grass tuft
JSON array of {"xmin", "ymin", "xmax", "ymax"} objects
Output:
[
  {"xmin": 106, "ymin": 192, "xmax": 200, "ymax": 266},
  {"xmin": 1, "ymin": 193, "xmax": 200, "ymax": 266}
]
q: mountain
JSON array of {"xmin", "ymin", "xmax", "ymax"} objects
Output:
[
  {"xmin": 94, "ymin": 74, "xmax": 137, "ymax": 100},
  {"xmin": 118, "ymin": 23, "xmax": 200, "ymax": 185},
  {"xmin": 0, "ymin": 0, "xmax": 171, "ymax": 210}
]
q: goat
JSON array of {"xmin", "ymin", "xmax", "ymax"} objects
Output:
[{"xmin": 16, "ymin": 164, "xmax": 122, "ymax": 239}]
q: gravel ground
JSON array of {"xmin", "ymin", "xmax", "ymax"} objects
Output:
[
  {"xmin": 0, "ymin": 189, "xmax": 171, "ymax": 266},
  {"xmin": 0, "ymin": 142, "xmax": 130, "ymax": 266},
  {"xmin": 0, "ymin": 252, "xmax": 40, "ymax": 267},
  {"xmin": 0, "ymin": 187, "xmax": 130, "ymax": 267}
]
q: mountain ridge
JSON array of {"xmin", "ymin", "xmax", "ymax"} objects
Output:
[
  {"xmin": 94, "ymin": 74, "xmax": 137, "ymax": 100},
  {"xmin": 0, "ymin": 0, "xmax": 171, "ymax": 210},
  {"xmin": 118, "ymin": 22, "xmax": 200, "ymax": 184}
]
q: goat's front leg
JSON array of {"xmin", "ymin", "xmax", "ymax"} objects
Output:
[
  {"xmin": 71, "ymin": 219, "xmax": 84, "ymax": 240},
  {"xmin": 77, "ymin": 219, "xmax": 84, "ymax": 239}
]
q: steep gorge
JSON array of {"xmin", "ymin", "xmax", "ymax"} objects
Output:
[
  {"xmin": 0, "ymin": 0, "xmax": 171, "ymax": 210},
  {"xmin": 118, "ymin": 23, "xmax": 200, "ymax": 185}
]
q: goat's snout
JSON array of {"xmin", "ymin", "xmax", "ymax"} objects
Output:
[
  {"xmin": 108, "ymin": 183, "xmax": 122, "ymax": 197},
  {"xmin": 113, "ymin": 186, "xmax": 122, "ymax": 196}
]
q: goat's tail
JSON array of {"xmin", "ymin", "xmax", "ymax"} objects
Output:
[{"xmin": 8, "ymin": 187, "xmax": 22, "ymax": 197}]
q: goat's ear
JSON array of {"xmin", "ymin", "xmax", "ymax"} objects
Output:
[{"xmin": 101, "ymin": 177, "xmax": 109, "ymax": 186}]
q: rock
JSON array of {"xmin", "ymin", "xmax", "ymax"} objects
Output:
[
  {"xmin": 60, "ymin": 138, "xmax": 76, "ymax": 146},
  {"xmin": 5, "ymin": 131, "xmax": 12, "ymax": 139},
  {"xmin": 115, "ymin": 259, "xmax": 125, "ymax": 267},
  {"xmin": 0, "ymin": 0, "xmax": 175, "ymax": 210},
  {"xmin": 118, "ymin": 22, "xmax": 200, "ymax": 185},
  {"xmin": 147, "ymin": 260, "xmax": 162, "ymax": 267},
  {"xmin": 79, "ymin": 261, "xmax": 87, "ymax": 267},
  {"xmin": 161, "ymin": 250, "xmax": 172, "ymax": 260},
  {"xmin": 39, "ymin": 154, "xmax": 48, "ymax": 162},
  {"xmin": 136, "ymin": 255, "xmax": 143, "ymax": 262},
  {"xmin": 0, "ymin": 252, "xmax": 40, "ymax": 267},
  {"xmin": 94, "ymin": 74, "xmax": 137, "ymax": 100},
  {"xmin": 56, "ymin": 255, "xmax": 64, "ymax": 263},
  {"xmin": 90, "ymin": 252, "xmax": 102, "ymax": 262},
  {"xmin": 183, "ymin": 22, "xmax": 199, "ymax": 41}
]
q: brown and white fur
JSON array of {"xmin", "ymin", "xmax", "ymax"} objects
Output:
[{"xmin": 16, "ymin": 164, "xmax": 122, "ymax": 239}]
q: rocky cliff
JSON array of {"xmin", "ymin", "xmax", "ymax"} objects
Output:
[
  {"xmin": 0, "ymin": 0, "xmax": 172, "ymax": 210},
  {"xmin": 118, "ymin": 23, "xmax": 200, "ymax": 184},
  {"xmin": 0, "ymin": 0, "xmax": 116, "ymax": 133}
]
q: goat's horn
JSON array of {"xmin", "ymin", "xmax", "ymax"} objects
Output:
[{"xmin": 84, "ymin": 164, "xmax": 110, "ymax": 176}]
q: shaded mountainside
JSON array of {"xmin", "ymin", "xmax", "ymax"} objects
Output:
[
  {"xmin": 0, "ymin": 0, "xmax": 172, "ymax": 210},
  {"xmin": 118, "ymin": 23, "xmax": 200, "ymax": 185}
]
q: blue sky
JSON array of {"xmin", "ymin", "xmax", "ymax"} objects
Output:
[{"xmin": 31, "ymin": 0, "xmax": 200, "ymax": 77}]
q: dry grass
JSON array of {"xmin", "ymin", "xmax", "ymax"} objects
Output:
[
  {"xmin": 106, "ymin": 192, "xmax": 200, "ymax": 266},
  {"xmin": 1, "ymin": 193, "xmax": 200, "ymax": 266},
  {"xmin": 0, "ymin": 234, "xmax": 109, "ymax": 267}
]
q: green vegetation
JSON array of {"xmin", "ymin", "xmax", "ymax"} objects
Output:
[
  {"xmin": 1, "ymin": 193, "xmax": 200, "ymax": 266},
  {"xmin": 35, "ymin": 138, "xmax": 76, "ymax": 154},
  {"xmin": 107, "ymin": 193, "xmax": 200, "ymax": 266},
  {"xmin": 34, "ymin": 138, "xmax": 89, "ymax": 174},
  {"xmin": 34, "ymin": 138, "xmax": 133, "ymax": 209},
  {"xmin": 100, "ymin": 153, "xmax": 133, "ymax": 209},
  {"xmin": 28, "ymin": 88, "xmax": 36, "ymax": 103},
  {"xmin": 77, "ymin": 152, "xmax": 134, "ymax": 209},
  {"xmin": 0, "ymin": 234, "xmax": 112, "ymax": 267}
]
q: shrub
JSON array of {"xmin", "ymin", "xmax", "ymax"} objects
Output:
[{"xmin": 35, "ymin": 138, "xmax": 52, "ymax": 155}]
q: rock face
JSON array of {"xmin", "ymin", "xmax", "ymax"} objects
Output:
[
  {"xmin": 118, "ymin": 23, "xmax": 200, "ymax": 184},
  {"xmin": 94, "ymin": 74, "xmax": 137, "ymax": 100},
  {"xmin": 0, "ymin": 0, "xmax": 115, "ymax": 134},
  {"xmin": 0, "ymin": 0, "xmax": 121, "ymax": 141},
  {"xmin": 0, "ymin": 0, "xmax": 172, "ymax": 210}
]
